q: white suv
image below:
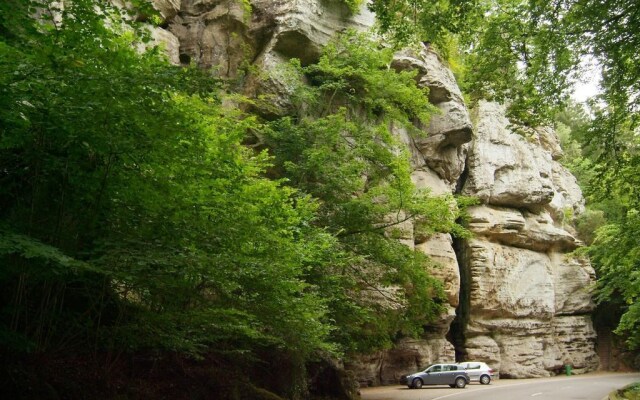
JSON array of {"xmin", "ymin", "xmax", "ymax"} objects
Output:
[{"xmin": 457, "ymin": 361, "xmax": 495, "ymax": 384}]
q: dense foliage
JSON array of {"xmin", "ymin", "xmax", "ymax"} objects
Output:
[
  {"xmin": 3, "ymin": 0, "xmax": 639, "ymax": 396},
  {"xmin": 1, "ymin": 0, "xmax": 344, "ymax": 392},
  {"xmin": 0, "ymin": 1, "xmax": 463, "ymax": 397},
  {"xmin": 569, "ymin": 106, "xmax": 640, "ymax": 351},
  {"xmin": 371, "ymin": 0, "xmax": 639, "ymax": 127}
]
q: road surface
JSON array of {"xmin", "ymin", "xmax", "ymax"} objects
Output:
[{"xmin": 360, "ymin": 372, "xmax": 640, "ymax": 400}]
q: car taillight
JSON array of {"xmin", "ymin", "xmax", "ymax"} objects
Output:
[{"xmin": 489, "ymin": 369, "xmax": 494, "ymax": 373}]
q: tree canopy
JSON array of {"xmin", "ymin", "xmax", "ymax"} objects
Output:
[{"xmin": 370, "ymin": 0, "xmax": 639, "ymax": 128}]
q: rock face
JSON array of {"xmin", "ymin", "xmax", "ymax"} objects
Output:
[
  {"xmin": 463, "ymin": 102, "xmax": 555, "ymax": 209},
  {"xmin": 150, "ymin": 0, "xmax": 599, "ymax": 386},
  {"xmin": 392, "ymin": 47, "xmax": 472, "ymax": 190},
  {"xmin": 458, "ymin": 102, "xmax": 599, "ymax": 377}
]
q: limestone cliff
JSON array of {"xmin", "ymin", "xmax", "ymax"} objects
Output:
[{"xmin": 148, "ymin": 0, "xmax": 599, "ymax": 384}]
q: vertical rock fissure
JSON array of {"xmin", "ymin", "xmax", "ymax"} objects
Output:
[
  {"xmin": 448, "ymin": 161, "xmax": 471, "ymax": 362},
  {"xmin": 449, "ymin": 234, "xmax": 469, "ymax": 362}
]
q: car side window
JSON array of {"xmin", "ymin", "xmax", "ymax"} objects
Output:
[{"xmin": 429, "ymin": 365, "xmax": 442, "ymax": 373}]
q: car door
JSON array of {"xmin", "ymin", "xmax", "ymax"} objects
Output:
[
  {"xmin": 438, "ymin": 365, "xmax": 454, "ymax": 385},
  {"xmin": 442, "ymin": 365, "xmax": 457, "ymax": 384},
  {"xmin": 423, "ymin": 365, "xmax": 442, "ymax": 384},
  {"xmin": 465, "ymin": 362, "xmax": 480, "ymax": 381}
]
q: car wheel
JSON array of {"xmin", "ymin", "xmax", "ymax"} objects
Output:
[
  {"xmin": 455, "ymin": 377, "xmax": 466, "ymax": 388},
  {"xmin": 412, "ymin": 378, "xmax": 423, "ymax": 389},
  {"xmin": 480, "ymin": 374, "xmax": 491, "ymax": 385}
]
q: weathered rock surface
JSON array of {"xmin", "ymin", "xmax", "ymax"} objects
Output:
[
  {"xmin": 147, "ymin": 26, "xmax": 181, "ymax": 64},
  {"xmin": 392, "ymin": 47, "xmax": 472, "ymax": 189},
  {"xmin": 392, "ymin": 47, "xmax": 465, "ymax": 105},
  {"xmin": 416, "ymin": 234, "xmax": 460, "ymax": 307},
  {"xmin": 464, "ymin": 239, "xmax": 556, "ymax": 319},
  {"xmin": 411, "ymin": 168, "xmax": 450, "ymax": 196},
  {"xmin": 463, "ymin": 101, "xmax": 555, "ymax": 209},
  {"xmin": 151, "ymin": 0, "xmax": 180, "ymax": 20},
  {"xmin": 467, "ymin": 205, "xmax": 581, "ymax": 252},
  {"xmin": 346, "ymin": 337, "xmax": 455, "ymax": 387},
  {"xmin": 548, "ymin": 161, "xmax": 586, "ymax": 223},
  {"xmin": 460, "ymin": 101, "xmax": 599, "ymax": 378}
]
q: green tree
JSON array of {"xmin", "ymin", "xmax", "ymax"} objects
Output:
[
  {"xmin": 369, "ymin": 0, "xmax": 639, "ymax": 126},
  {"xmin": 0, "ymin": 1, "xmax": 341, "ymax": 396},
  {"xmin": 581, "ymin": 105, "xmax": 640, "ymax": 350},
  {"xmin": 0, "ymin": 1, "xmax": 472, "ymax": 397}
]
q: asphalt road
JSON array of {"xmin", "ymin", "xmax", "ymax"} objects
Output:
[{"xmin": 360, "ymin": 372, "xmax": 640, "ymax": 400}]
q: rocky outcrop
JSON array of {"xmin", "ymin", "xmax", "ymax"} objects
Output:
[
  {"xmin": 463, "ymin": 102, "xmax": 555, "ymax": 209},
  {"xmin": 346, "ymin": 99, "xmax": 599, "ymax": 383},
  {"xmin": 348, "ymin": 337, "xmax": 455, "ymax": 387},
  {"xmin": 459, "ymin": 101, "xmax": 599, "ymax": 378},
  {"xmin": 392, "ymin": 47, "xmax": 472, "ymax": 189},
  {"xmin": 148, "ymin": 0, "xmax": 599, "ymax": 386}
]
